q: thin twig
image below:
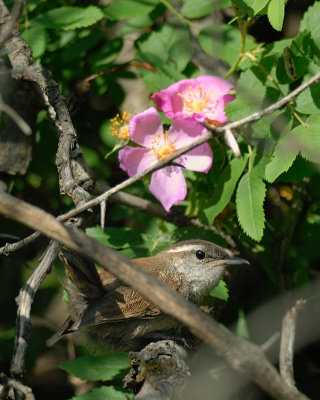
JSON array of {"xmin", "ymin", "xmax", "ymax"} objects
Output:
[
  {"xmin": 0, "ymin": 231, "xmax": 40, "ymax": 255},
  {"xmin": 0, "ymin": 0, "xmax": 24, "ymax": 48},
  {"xmin": 280, "ymin": 299, "xmax": 306, "ymax": 389},
  {"xmin": 0, "ymin": 101, "xmax": 32, "ymax": 136},
  {"xmin": 10, "ymin": 241, "xmax": 61, "ymax": 384},
  {"xmin": 261, "ymin": 332, "xmax": 281, "ymax": 353},
  {"xmin": 0, "ymin": 373, "xmax": 35, "ymax": 400}
]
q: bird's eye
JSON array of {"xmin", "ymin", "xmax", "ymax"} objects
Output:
[{"xmin": 196, "ymin": 250, "xmax": 205, "ymax": 260}]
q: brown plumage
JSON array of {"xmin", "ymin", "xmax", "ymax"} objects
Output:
[{"xmin": 55, "ymin": 239, "xmax": 249, "ymax": 350}]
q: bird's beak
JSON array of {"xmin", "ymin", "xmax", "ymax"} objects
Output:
[{"xmin": 208, "ymin": 257, "xmax": 250, "ymax": 267}]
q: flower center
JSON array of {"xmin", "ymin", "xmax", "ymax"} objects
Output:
[
  {"xmin": 110, "ymin": 111, "xmax": 131, "ymax": 140},
  {"xmin": 178, "ymin": 85, "xmax": 216, "ymax": 116},
  {"xmin": 151, "ymin": 131, "xmax": 176, "ymax": 160}
]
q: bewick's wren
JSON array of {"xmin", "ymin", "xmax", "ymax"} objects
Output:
[{"xmin": 57, "ymin": 239, "xmax": 249, "ymax": 350}]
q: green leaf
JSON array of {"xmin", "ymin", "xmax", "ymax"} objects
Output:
[
  {"xmin": 61, "ymin": 31, "xmax": 104, "ymax": 63},
  {"xmin": 203, "ymin": 156, "xmax": 248, "ymax": 224},
  {"xmin": 88, "ymin": 38, "xmax": 123, "ymax": 71},
  {"xmin": 32, "ymin": 6, "xmax": 104, "ymax": 30},
  {"xmin": 296, "ymin": 81, "xmax": 320, "ymax": 114},
  {"xmin": 225, "ymin": 68, "xmax": 266, "ymax": 121},
  {"xmin": 252, "ymin": 0, "xmax": 270, "ymax": 14},
  {"xmin": 240, "ymin": 0, "xmax": 270, "ymax": 14},
  {"xmin": 236, "ymin": 309, "xmax": 250, "ymax": 339},
  {"xmin": 290, "ymin": 114, "xmax": 320, "ymax": 163},
  {"xmin": 86, "ymin": 227, "xmax": 148, "ymax": 258},
  {"xmin": 121, "ymin": 14, "xmax": 154, "ymax": 35},
  {"xmin": 105, "ymin": 0, "xmax": 158, "ymax": 20},
  {"xmin": 198, "ymin": 25, "xmax": 256, "ymax": 68},
  {"xmin": 60, "ymin": 353, "xmax": 129, "ymax": 381},
  {"xmin": 267, "ymin": 0, "xmax": 285, "ymax": 31},
  {"xmin": 68, "ymin": 386, "xmax": 131, "ymax": 400},
  {"xmin": 300, "ymin": 1, "xmax": 320, "ymax": 48},
  {"xmin": 236, "ymin": 171, "xmax": 266, "ymax": 241},
  {"xmin": 281, "ymin": 156, "xmax": 317, "ymax": 182},
  {"xmin": 21, "ymin": 27, "xmax": 48, "ymax": 59},
  {"xmin": 136, "ymin": 21, "xmax": 191, "ymax": 71},
  {"xmin": 210, "ymin": 280, "xmax": 229, "ymax": 301},
  {"xmin": 173, "ymin": 226, "xmax": 228, "ymax": 247},
  {"xmin": 181, "ymin": 0, "xmax": 229, "ymax": 19},
  {"xmin": 265, "ymin": 133, "xmax": 298, "ymax": 183},
  {"xmin": 139, "ymin": 65, "xmax": 185, "ymax": 92}
]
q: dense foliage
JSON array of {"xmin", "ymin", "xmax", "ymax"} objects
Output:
[{"xmin": 1, "ymin": 0, "xmax": 320, "ymax": 399}]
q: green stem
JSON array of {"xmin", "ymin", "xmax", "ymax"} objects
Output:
[
  {"xmin": 224, "ymin": 14, "xmax": 249, "ymax": 78},
  {"xmin": 159, "ymin": 0, "xmax": 194, "ymax": 27}
]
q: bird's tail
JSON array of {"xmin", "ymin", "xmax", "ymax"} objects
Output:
[{"xmin": 47, "ymin": 250, "xmax": 105, "ymax": 346}]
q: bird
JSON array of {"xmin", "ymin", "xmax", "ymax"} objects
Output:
[{"xmin": 55, "ymin": 239, "xmax": 249, "ymax": 351}]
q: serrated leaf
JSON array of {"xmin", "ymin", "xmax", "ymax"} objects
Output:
[
  {"xmin": 225, "ymin": 68, "xmax": 266, "ymax": 120},
  {"xmin": 210, "ymin": 280, "xmax": 229, "ymax": 301},
  {"xmin": 105, "ymin": 0, "xmax": 158, "ymax": 20},
  {"xmin": 86, "ymin": 226, "xmax": 148, "ymax": 258},
  {"xmin": 32, "ymin": 6, "xmax": 104, "ymax": 30},
  {"xmin": 60, "ymin": 354, "xmax": 129, "ymax": 381},
  {"xmin": 61, "ymin": 31, "xmax": 104, "ymax": 62},
  {"xmin": 21, "ymin": 27, "xmax": 48, "ymax": 58},
  {"xmin": 240, "ymin": 0, "xmax": 270, "ymax": 14},
  {"xmin": 267, "ymin": 0, "xmax": 285, "ymax": 31},
  {"xmin": 88, "ymin": 38, "xmax": 123, "ymax": 71},
  {"xmin": 140, "ymin": 66, "xmax": 185, "ymax": 92},
  {"xmin": 290, "ymin": 114, "xmax": 320, "ymax": 163},
  {"xmin": 203, "ymin": 156, "xmax": 248, "ymax": 224},
  {"xmin": 136, "ymin": 22, "xmax": 191, "ymax": 71},
  {"xmin": 86, "ymin": 226, "xmax": 144, "ymax": 248},
  {"xmin": 181, "ymin": 0, "xmax": 229, "ymax": 19},
  {"xmin": 198, "ymin": 25, "xmax": 256, "ymax": 68},
  {"xmin": 265, "ymin": 133, "xmax": 298, "ymax": 183},
  {"xmin": 296, "ymin": 81, "xmax": 320, "ymax": 114},
  {"xmin": 300, "ymin": 2, "xmax": 320, "ymax": 48},
  {"xmin": 68, "ymin": 386, "xmax": 131, "ymax": 400},
  {"xmin": 236, "ymin": 171, "xmax": 266, "ymax": 241}
]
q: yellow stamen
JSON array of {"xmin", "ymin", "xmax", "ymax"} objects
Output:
[
  {"xmin": 178, "ymin": 85, "xmax": 216, "ymax": 115},
  {"xmin": 151, "ymin": 131, "xmax": 176, "ymax": 160},
  {"xmin": 110, "ymin": 111, "xmax": 131, "ymax": 140}
]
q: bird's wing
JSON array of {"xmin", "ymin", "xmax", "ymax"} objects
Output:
[{"xmin": 76, "ymin": 285, "xmax": 162, "ymax": 329}]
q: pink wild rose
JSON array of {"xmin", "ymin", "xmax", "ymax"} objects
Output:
[
  {"xmin": 152, "ymin": 75, "xmax": 234, "ymax": 123},
  {"xmin": 118, "ymin": 107, "xmax": 213, "ymax": 212}
]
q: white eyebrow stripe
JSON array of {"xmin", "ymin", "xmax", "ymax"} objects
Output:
[{"xmin": 165, "ymin": 244, "xmax": 203, "ymax": 253}]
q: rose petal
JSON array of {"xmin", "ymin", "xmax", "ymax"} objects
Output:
[
  {"xmin": 150, "ymin": 167, "xmax": 187, "ymax": 211},
  {"xmin": 168, "ymin": 118, "xmax": 208, "ymax": 148},
  {"xmin": 195, "ymin": 76, "xmax": 234, "ymax": 97},
  {"xmin": 204, "ymin": 94, "xmax": 234, "ymax": 123},
  {"xmin": 152, "ymin": 76, "xmax": 234, "ymax": 121},
  {"xmin": 177, "ymin": 143, "xmax": 213, "ymax": 173},
  {"xmin": 152, "ymin": 79, "xmax": 198, "ymax": 119},
  {"xmin": 118, "ymin": 146, "xmax": 157, "ymax": 177},
  {"xmin": 129, "ymin": 107, "xmax": 163, "ymax": 148}
]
